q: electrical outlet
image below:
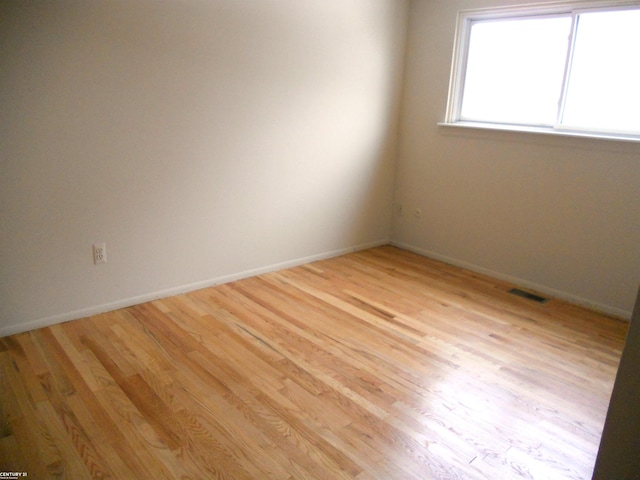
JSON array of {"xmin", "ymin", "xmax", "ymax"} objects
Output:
[
  {"xmin": 93, "ymin": 243, "xmax": 107, "ymax": 265},
  {"xmin": 414, "ymin": 208, "xmax": 422, "ymax": 218},
  {"xmin": 396, "ymin": 204, "xmax": 404, "ymax": 216}
]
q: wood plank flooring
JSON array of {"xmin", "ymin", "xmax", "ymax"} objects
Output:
[{"xmin": 0, "ymin": 246, "xmax": 628, "ymax": 479}]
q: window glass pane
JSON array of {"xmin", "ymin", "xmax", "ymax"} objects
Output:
[
  {"xmin": 460, "ymin": 16, "xmax": 571, "ymax": 126},
  {"xmin": 561, "ymin": 9, "xmax": 640, "ymax": 134}
]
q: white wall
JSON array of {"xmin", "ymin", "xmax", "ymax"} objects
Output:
[
  {"xmin": 392, "ymin": 0, "xmax": 640, "ymax": 318},
  {"xmin": 0, "ymin": 0, "xmax": 409, "ymax": 336}
]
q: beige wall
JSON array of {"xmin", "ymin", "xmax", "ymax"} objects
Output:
[
  {"xmin": 2, "ymin": 0, "xmax": 639, "ymax": 336},
  {"xmin": 392, "ymin": 0, "xmax": 640, "ymax": 318},
  {"xmin": 0, "ymin": 0, "xmax": 409, "ymax": 335}
]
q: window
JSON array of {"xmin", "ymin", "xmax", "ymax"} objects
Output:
[{"xmin": 444, "ymin": 1, "xmax": 640, "ymax": 140}]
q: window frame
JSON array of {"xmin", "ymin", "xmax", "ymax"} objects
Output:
[{"xmin": 442, "ymin": 0, "xmax": 640, "ymax": 142}]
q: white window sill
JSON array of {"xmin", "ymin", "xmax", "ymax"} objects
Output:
[{"xmin": 438, "ymin": 121, "xmax": 640, "ymax": 144}]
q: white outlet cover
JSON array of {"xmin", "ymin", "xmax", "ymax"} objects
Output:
[{"xmin": 93, "ymin": 243, "xmax": 107, "ymax": 264}]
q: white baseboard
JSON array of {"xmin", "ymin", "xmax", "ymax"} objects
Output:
[
  {"xmin": 0, "ymin": 239, "xmax": 389, "ymax": 338},
  {"xmin": 390, "ymin": 241, "xmax": 632, "ymax": 321}
]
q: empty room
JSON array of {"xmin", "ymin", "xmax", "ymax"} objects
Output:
[{"xmin": 1, "ymin": 0, "xmax": 639, "ymax": 479}]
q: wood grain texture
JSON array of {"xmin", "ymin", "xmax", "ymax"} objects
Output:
[{"xmin": 0, "ymin": 246, "xmax": 627, "ymax": 479}]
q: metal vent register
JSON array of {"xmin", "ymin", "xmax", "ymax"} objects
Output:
[{"xmin": 508, "ymin": 288, "xmax": 549, "ymax": 304}]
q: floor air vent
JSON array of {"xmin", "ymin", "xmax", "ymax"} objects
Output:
[{"xmin": 508, "ymin": 288, "xmax": 549, "ymax": 304}]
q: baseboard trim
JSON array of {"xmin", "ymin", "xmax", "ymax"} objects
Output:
[
  {"xmin": 0, "ymin": 239, "xmax": 389, "ymax": 337},
  {"xmin": 390, "ymin": 241, "xmax": 632, "ymax": 321}
]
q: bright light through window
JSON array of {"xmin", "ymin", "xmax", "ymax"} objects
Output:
[
  {"xmin": 461, "ymin": 16, "xmax": 571, "ymax": 126},
  {"xmin": 561, "ymin": 9, "xmax": 640, "ymax": 134},
  {"xmin": 447, "ymin": 2, "xmax": 640, "ymax": 140}
]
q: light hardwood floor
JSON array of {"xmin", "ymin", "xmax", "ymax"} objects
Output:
[{"xmin": 0, "ymin": 246, "xmax": 628, "ymax": 479}]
